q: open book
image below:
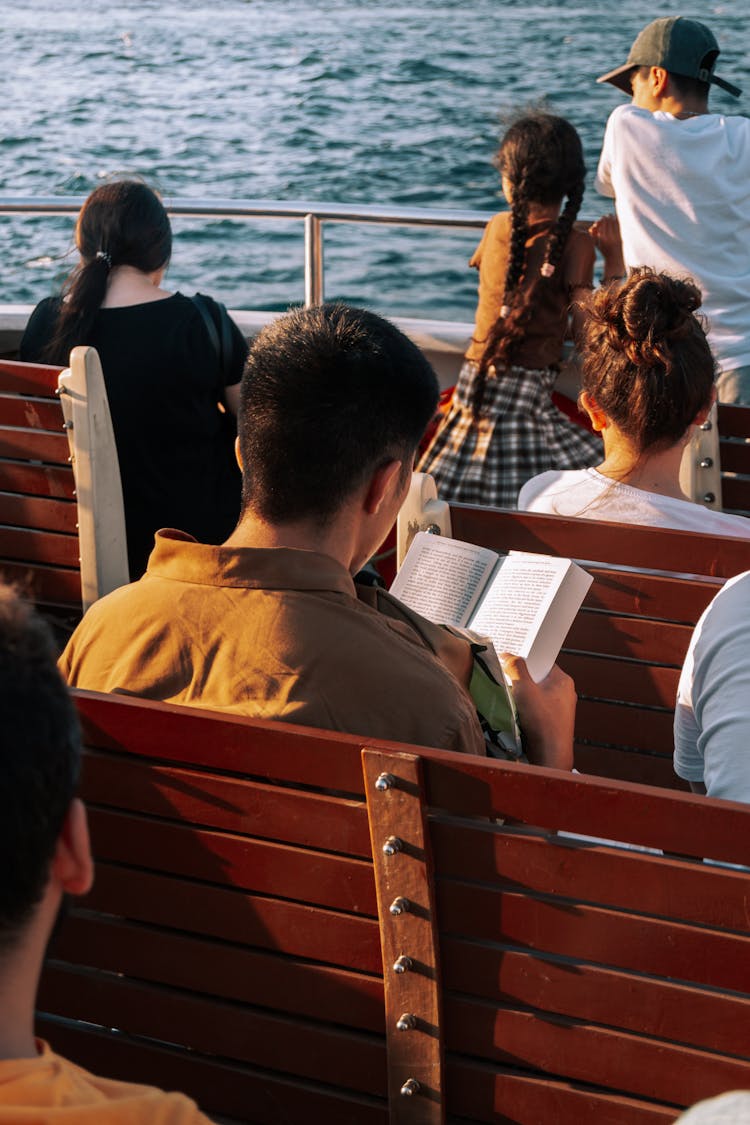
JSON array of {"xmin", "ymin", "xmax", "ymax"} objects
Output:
[{"xmin": 390, "ymin": 532, "xmax": 592, "ymax": 682}]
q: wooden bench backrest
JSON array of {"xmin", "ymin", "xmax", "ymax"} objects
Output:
[
  {"xmin": 0, "ymin": 357, "xmax": 79, "ymax": 621},
  {"xmin": 718, "ymin": 402, "xmax": 750, "ymax": 515},
  {"xmin": 448, "ymin": 505, "xmax": 750, "ymax": 788},
  {"xmin": 0, "ymin": 348, "xmax": 127, "ymax": 628},
  {"xmin": 38, "ymin": 691, "xmax": 750, "ymax": 1124}
]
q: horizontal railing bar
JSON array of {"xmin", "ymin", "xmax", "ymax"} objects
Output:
[{"xmin": 0, "ymin": 195, "xmax": 494, "ymax": 231}]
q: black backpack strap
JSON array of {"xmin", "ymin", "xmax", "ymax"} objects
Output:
[{"xmin": 192, "ymin": 293, "xmax": 236, "ymax": 386}]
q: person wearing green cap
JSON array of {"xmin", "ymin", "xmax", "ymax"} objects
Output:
[{"xmin": 594, "ymin": 17, "xmax": 750, "ymax": 404}]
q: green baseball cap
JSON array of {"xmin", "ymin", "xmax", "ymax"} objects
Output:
[{"xmin": 597, "ymin": 16, "xmax": 742, "ymax": 98}]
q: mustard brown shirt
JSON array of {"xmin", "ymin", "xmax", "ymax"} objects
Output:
[{"xmin": 60, "ymin": 530, "xmax": 485, "ymax": 755}]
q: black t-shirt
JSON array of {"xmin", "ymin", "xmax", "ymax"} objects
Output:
[{"xmin": 21, "ymin": 293, "xmax": 247, "ymax": 579}]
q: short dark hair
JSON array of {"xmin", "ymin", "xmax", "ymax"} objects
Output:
[
  {"xmin": 0, "ymin": 587, "xmax": 80, "ymax": 950},
  {"xmin": 631, "ymin": 64, "xmax": 710, "ymax": 101},
  {"xmin": 238, "ymin": 303, "xmax": 439, "ymax": 524},
  {"xmin": 582, "ymin": 268, "xmax": 715, "ymax": 453}
]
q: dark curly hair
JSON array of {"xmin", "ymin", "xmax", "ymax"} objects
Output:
[
  {"xmin": 472, "ymin": 113, "xmax": 586, "ymax": 417},
  {"xmin": 581, "ymin": 268, "xmax": 715, "ymax": 452}
]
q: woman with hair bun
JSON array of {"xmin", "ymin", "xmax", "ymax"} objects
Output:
[
  {"xmin": 519, "ymin": 268, "xmax": 750, "ymax": 537},
  {"xmin": 419, "ymin": 112, "xmax": 619, "ymax": 509},
  {"xmin": 20, "ymin": 180, "xmax": 248, "ymax": 578}
]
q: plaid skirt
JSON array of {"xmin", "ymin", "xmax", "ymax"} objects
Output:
[{"xmin": 418, "ymin": 361, "xmax": 602, "ymax": 509}]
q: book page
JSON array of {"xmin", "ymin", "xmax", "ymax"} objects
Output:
[
  {"xmin": 469, "ymin": 552, "xmax": 590, "ymax": 681},
  {"xmin": 389, "ymin": 532, "xmax": 498, "ymax": 627}
]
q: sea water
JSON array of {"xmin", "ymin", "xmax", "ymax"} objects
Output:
[{"xmin": 2, "ymin": 0, "xmax": 747, "ymax": 319}]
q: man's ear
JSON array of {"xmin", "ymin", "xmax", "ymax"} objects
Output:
[
  {"xmin": 363, "ymin": 459, "xmax": 404, "ymax": 516},
  {"xmin": 652, "ymin": 66, "xmax": 669, "ymax": 97},
  {"xmin": 52, "ymin": 799, "xmax": 94, "ymax": 898},
  {"xmin": 234, "ymin": 435, "xmax": 243, "ymax": 471},
  {"xmin": 579, "ymin": 391, "xmax": 607, "ymax": 432}
]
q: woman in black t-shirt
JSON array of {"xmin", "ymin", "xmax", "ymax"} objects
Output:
[{"xmin": 21, "ymin": 180, "xmax": 247, "ymax": 579}]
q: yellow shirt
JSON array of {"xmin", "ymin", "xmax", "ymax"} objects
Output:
[
  {"xmin": 60, "ymin": 530, "xmax": 485, "ymax": 756},
  {"xmin": 0, "ymin": 1041, "xmax": 211, "ymax": 1122}
]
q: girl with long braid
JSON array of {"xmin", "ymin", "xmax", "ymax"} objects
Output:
[{"xmin": 419, "ymin": 113, "xmax": 619, "ymax": 508}]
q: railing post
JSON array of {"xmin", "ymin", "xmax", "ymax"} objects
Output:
[{"xmin": 304, "ymin": 213, "xmax": 324, "ymax": 306}]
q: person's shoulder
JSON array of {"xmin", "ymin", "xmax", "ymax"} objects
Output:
[{"xmin": 518, "ymin": 469, "xmax": 587, "ymax": 510}]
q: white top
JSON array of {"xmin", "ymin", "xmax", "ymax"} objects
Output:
[
  {"xmin": 674, "ymin": 570, "xmax": 750, "ymax": 803},
  {"xmin": 518, "ymin": 467, "xmax": 750, "ymax": 538},
  {"xmin": 675, "ymin": 1092, "xmax": 750, "ymax": 1124},
  {"xmin": 596, "ymin": 104, "xmax": 750, "ymax": 373}
]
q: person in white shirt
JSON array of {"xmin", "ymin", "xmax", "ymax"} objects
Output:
[
  {"xmin": 594, "ymin": 16, "xmax": 750, "ymax": 403},
  {"xmin": 518, "ymin": 268, "xmax": 750, "ymax": 540},
  {"xmin": 674, "ymin": 570, "xmax": 750, "ymax": 802}
]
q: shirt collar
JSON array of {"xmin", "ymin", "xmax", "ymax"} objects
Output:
[{"xmin": 145, "ymin": 529, "xmax": 357, "ymax": 596}]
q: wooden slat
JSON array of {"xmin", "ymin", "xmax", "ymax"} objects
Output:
[
  {"xmin": 0, "ymin": 359, "xmax": 62, "ymax": 395},
  {"xmin": 718, "ymin": 441, "xmax": 750, "ymax": 475},
  {"xmin": 445, "ymin": 1059, "xmax": 676, "ymax": 1124},
  {"xmin": 39, "ymin": 965, "xmax": 387, "ymax": 1097},
  {"xmin": 37, "ymin": 1018, "xmax": 388, "ymax": 1125},
  {"xmin": 718, "ymin": 403, "xmax": 750, "ymax": 439},
  {"xmin": 431, "ymin": 821, "xmax": 750, "ymax": 931},
  {"xmin": 87, "ymin": 806, "xmax": 378, "ymax": 915},
  {"xmin": 436, "ymin": 882, "xmax": 750, "ymax": 992},
  {"xmin": 0, "ymin": 525, "xmax": 80, "ymax": 567},
  {"xmin": 86, "ymin": 862, "xmax": 382, "ymax": 972},
  {"xmin": 442, "ymin": 940, "xmax": 750, "ymax": 1058},
  {"xmin": 0, "ymin": 394, "xmax": 65, "ymax": 431},
  {"xmin": 722, "ymin": 476, "xmax": 750, "ymax": 512},
  {"xmin": 566, "ymin": 611, "xmax": 692, "ymax": 665},
  {"xmin": 422, "ymin": 755, "xmax": 750, "ymax": 866},
  {"xmin": 76, "ymin": 690, "xmax": 369, "ymax": 794},
  {"xmin": 449, "ymin": 504, "xmax": 750, "ymax": 579},
  {"xmin": 574, "ymin": 698, "xmax": 675, "ymax": 753},
  {"xmin": 0, "ymin": 460, "xmax": 75, "ymax": 499},
  {"xmin": 559, "ymin": 652, "xmax": 680, "ymax": 708},
  {"xmin": 0, "ymin": 560, "xmax": 81, "ymax": 606},
  {"xmin": 572, "ymin": 744, "xmax": 685, "ymax": 789},
  {"xmin": 583, "ymin": 566, "xmax": 719, "ymax": 623},
  {"xmin": 0, "ymin": 424, "xmax": 70, "ymax": 463},
  {"xmin": 0, "ymin": 491, "xmax": 77, "ymax": 534},
  {"xmin": 52, "ymin": 912, "xmax": 384, "ymax": 1031},
  {"xmin": 444, "ymin": 998, "xmax": 750, "ymax": 1109},
  {"xmin": 82, "ymin": 750, "xmax": 372, "ymax": 856}
]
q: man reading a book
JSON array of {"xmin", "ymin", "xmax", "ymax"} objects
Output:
[{"xmin": 59, "ymin": 303, "xmax": 574, "ymax": 767}]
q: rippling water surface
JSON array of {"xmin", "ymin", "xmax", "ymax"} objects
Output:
[{"xmin": 2, "ymin": 0, "xmax": 747, "ymax": 318}]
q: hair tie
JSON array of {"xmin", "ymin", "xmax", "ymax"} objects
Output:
[
  {"xmin": 95, "ymin": 250, "xmax": 112, "ymax": 268},
  {"xmin": 540, "ymin": 262, "xmax": 555, "ymax": 278}
]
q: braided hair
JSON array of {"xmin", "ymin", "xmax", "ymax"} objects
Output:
[
  {"xmin": 472, "ymin": 113, "xmax": 586, "ymax": 417},
  {"xmin": 42, "ymin": 180, "xmax": 172, "ymax": 365}
]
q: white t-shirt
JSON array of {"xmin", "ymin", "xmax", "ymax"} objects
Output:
[
  {"xmin": 596, "ymin": 104, "xmax": 750, "ymax": 374},
  {"xmin": 674, "ymin": 570, "xmax": 750, "ymax": 803},
  {"xmin": 518, "ymin": 467, "xmax": 750, "ymax": 538}
]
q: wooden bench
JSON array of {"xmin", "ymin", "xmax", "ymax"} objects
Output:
[
  {"xmin": 449, "ymin": 504, "xmax": 750, "ymax": 789},
  {"xmin": 717, "ymin": 402, "xmax": 750, "ymax": 516},
  {"xmin": 398, "ymin": 488, "xmax": 750, "ymax": 790},
  {"xmin": 37, "ymin": 690, "xmax": 750, "ymax": 1124},
  {"xmin": 0, "ymin": 348, "xmax": 127, "ymax": 634}
]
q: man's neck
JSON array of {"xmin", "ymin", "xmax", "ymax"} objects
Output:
[
  {"xmin": 223, "ymin": 509, "xmax": 360, "ymax": 574},
  {"xmin": 0, "ymin": 932, "xmax": 48, "ymax": 1060}
]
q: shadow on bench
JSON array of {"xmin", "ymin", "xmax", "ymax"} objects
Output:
[{"xmin": 37, "ymin": 690, "xmax": 750, "ymax": 1124}]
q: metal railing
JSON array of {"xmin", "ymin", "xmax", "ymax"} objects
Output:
[{"xmin": 0, "ymin": 196, "xmax": 495, "ymax": 308}]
